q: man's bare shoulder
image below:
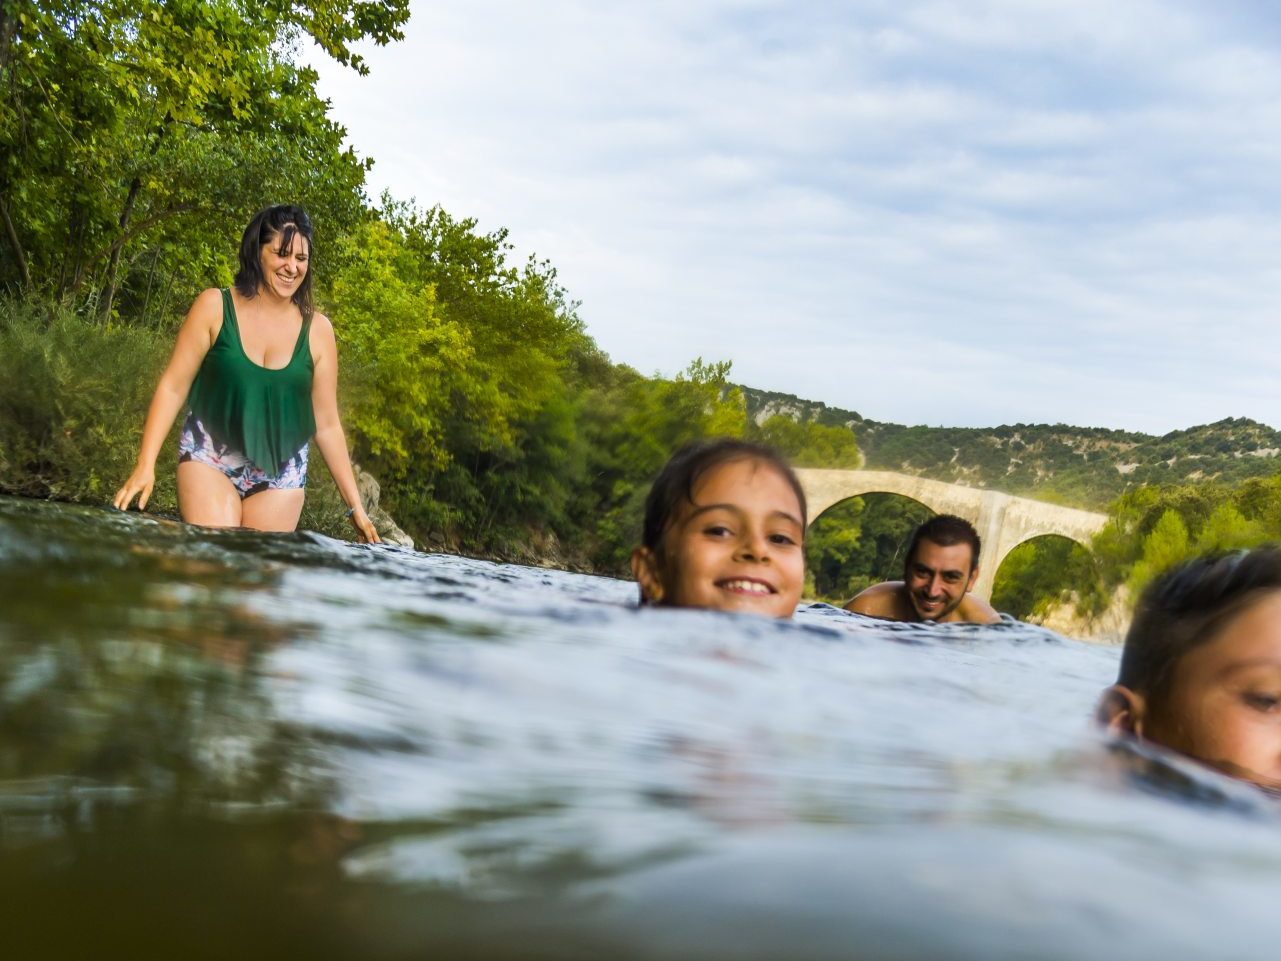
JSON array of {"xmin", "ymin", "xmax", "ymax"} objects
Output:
[
  {"xmin": 844, "ymin": 581, "xmax": 911, "ymax": 621},
  {"xmin": 955, "ymin": 593, "xmax": 1003, "ymax": 625}
]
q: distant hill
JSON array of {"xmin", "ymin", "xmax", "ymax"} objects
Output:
[{"xmin": 740, "ymin": 387, "xmax": 1281, "ymax": 511}]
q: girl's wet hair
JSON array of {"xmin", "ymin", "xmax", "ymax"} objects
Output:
[
  {"xmin": 640, "ymin": 438, "xmax": 807, "ymax": 556},
  {"xmin": 234, "ymin": 204, "xmax": 315, "ymax": 318},
  {"xmin": 1119, "ymin": 546, "xmax": 1281, "ymax": 697}
]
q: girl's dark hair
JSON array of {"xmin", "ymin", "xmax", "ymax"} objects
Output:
[
  {"xmin": 234, "ymin": 204, "xmax": 315, "ymax": 318},
  {"xmin": 640, "ymin": 438, "xmax": 807, "ymax": 554},
  {"xmin": 1119, "ymin": 546, "xmax": 1281, "ymax": 697}
]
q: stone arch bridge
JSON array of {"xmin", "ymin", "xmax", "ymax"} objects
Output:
[{"xmin": 794, "ymin": 469, "xmax": 1109, "ymax": 600}]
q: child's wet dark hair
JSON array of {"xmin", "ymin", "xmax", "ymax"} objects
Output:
[
  {"xmin": 1118, "ymin": 546, "xmax": 1281, "ymax": 699},
  {"xmin": 640, "ymin": 438, "xmax": 807, "ymax": 557}
]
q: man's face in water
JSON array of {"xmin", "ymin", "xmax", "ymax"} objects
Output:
[{"xmin": 903, "ymin": 538, "xmax": 978, "ymax": 622}]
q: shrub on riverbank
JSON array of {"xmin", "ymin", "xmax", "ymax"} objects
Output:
[{"xmin": 0, "ymin": 301, "xmax": 171, "ymax": 504}]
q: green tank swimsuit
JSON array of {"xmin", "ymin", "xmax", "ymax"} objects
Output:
[{"xmin": 186, "ymin": 289, "xmax": 316, "ymax": 474}]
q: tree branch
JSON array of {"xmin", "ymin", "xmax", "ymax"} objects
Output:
[
  {"xmin": 67, "ymin": 201, "xmax": 200, "ymax": 297},
  {"xmin": 0, "ymin": 192, "xmax": 31, "ymax": 288}
]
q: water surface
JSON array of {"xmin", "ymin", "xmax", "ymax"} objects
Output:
[{"xmin": 1, "ymin": 495, "xmax": 1278, "ymax": 960}]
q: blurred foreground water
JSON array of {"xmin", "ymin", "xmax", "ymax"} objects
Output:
[{"xmin": 2, "ymin": 495, "xmax": 1280, "ymax": 960}]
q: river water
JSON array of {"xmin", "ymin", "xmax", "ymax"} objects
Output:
[{"xmin": 2, "ymin": 494, "xmax": 1279, "ymax": 960}]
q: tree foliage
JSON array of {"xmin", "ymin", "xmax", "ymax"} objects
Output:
[
  {"xmin": 0, "ymin": 0, "xmax": 406, "ymax": 314},
  {"xmin": 749, "ymin": 415, "xmax": 861, "ymax": 469},
  {"xmin": 990, "ymin": 536, "xmax": 1097, "ymax": 621},
  {"xmin": 805, "ymin": 494, "xmax": 932, "ymax": 603}
]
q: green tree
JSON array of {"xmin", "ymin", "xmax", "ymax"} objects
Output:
[
  {"xmin": 323, "ymin": 218, "xmax": 481, "ymax": 476},
  {"xmin": 804, "ymin": 494, "xmax": 933, "ymax": 603},
  {"xmin": 805, "ymin": 498, "xmax": 865, "ymax": 600},
  {"xmin": 1195, "ymin": 501, "xmax": 1259, "ymax": 554},
  {"xmin": 368, "ymin": 202, "xmax": 594, "ymax": 549},
  {"xmin": 750, "ymin": 415, "xmax": 861, "ymax": 469},
  {"xmin": 991, "ymin": 536, "xmax": 1098, "ymax": 621},
  {"xmin": 1, "ymin": 0, "xmax": 407, "ymax": 313},
  {"xmin": 1126, "ymin": 509, "xmax": 1191, "ymax": 599}
]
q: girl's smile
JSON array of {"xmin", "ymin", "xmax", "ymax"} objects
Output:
[{"xmin": 634, "ymin": 457, "xmax": 805, "ymax": 618}]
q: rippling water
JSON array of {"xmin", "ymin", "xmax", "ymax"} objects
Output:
[{"xmin": 2, "ymin": 494, "xmax": 1280, "ymax": 960}]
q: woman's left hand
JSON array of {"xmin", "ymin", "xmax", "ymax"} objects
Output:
[{"xmin": 349, "ymin": 507, "xmax": 382, "ymax": 544}]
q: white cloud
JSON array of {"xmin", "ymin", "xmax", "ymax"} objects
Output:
[{"xmin": 314, "ymin": 0, "xmax": 1281, "ymax": 434}]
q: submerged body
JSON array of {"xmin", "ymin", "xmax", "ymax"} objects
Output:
[
  {"xmin": 630, "ymin": 440, "xmax": 807, "ymax": 618},
  {"xmin": 846, "ymin": 577, "xmax": 1001, "ymax": 625},
  {"xmin": 846, "ymin": 519, "xmax": 1001, "ymax": 625},
  {"xmin": 1099, "ymin": 548, "xmax": 1281, "ymax": 792}
]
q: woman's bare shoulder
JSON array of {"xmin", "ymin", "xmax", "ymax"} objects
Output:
[
  {"xmin": 186, "ymin": 287, "xmax": 225, "ymax": 320},
  {"xmin": 178, "ymin": 288, "xmax": 226, "ymax": 338},
  {"xmin": 307, "ymin": 311, "xmax": 337, "ymax": 365}
]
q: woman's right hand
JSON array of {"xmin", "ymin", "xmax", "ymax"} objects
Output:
[
  {"xmin": 112, "ymin": 464, "xmax": 156, "ymax": 512},
  {"xmin": 349, "ymin": 507, "xmax": 382, "ymax": 544}
]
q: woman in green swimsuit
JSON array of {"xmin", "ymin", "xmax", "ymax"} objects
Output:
[{"xmin": 113, "ymin": 205, "xmax": 379, "ymax": 543}]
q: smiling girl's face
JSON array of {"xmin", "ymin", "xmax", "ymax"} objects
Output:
[
  {"xmin": 632, "ymin": 456, "xmax": 805, "ymax": 619},
  {"xmin": 1143, "ymin": 590, "xmax": 1281, "ymax": 787}
]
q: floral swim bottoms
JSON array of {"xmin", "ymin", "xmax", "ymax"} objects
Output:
[{"xmin": 178, "ymin": 412, "xmax": 308, "ymax": 497}]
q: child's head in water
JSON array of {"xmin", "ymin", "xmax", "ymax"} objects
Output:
[
  {"xmin": 1098, "ymin": 547, "xmax": 1281, "ymax": 789},
  {"xmin": 630, "ymin": 439, "xmax": 807, "ymax": 619}
]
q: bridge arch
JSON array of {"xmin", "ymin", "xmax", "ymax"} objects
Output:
[
  {"xmin": 806, "ymin": 492, "xmax": 934, "ymax": 601},
  {"xmin": 996, "ymin": 528, "xmax": 1096, "ymax": 563},
  {"xmin": 794, "ymin": 469, "xmax": 1108, "ymax": 601},
  {"xmin": 990, "ymin": 533, "xmax": 1098, "ymax": 622}
]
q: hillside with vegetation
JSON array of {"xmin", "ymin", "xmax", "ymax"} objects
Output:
[
  {"xmin": 742, "ymin": 387, "xmax": 1281, "ymax": 510},
  {"xmin": 745, "ymin": 387, "xmax": 1281, "ymax": 626}
]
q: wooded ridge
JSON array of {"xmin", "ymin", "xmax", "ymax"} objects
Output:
[{"xmin": 742, "ymin": 387, "xmax": 1281, "ymax": 510}]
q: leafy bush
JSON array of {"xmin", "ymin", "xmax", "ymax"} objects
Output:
[{"xmin": 0, "ymin": 301, "xmax": 173, "ymax": 505}]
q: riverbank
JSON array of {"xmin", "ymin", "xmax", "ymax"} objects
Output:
[
  {"xmin": 1028, "ymin": 589, "xmax": 1132, "ymax": 645},
  {"xmin": 0, "ymin": 299, "xmax": 868, "ymax": 580}
]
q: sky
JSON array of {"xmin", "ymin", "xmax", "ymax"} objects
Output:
[{"xmin": 313, "ymin": 0, "xmax": 1281, "ymax": 435}]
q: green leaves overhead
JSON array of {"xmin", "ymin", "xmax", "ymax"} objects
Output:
[
  {"xmin": 0, "ymin": 0, "xmax": 405, "ymax": 311},
  {"xmin": 750, "ymin": 414, "xmax": 861, "ymax": 470}
]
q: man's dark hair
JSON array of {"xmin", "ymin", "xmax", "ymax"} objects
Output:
[
  {"xmin": 1118, "ymin": 547, "xmax": 1281, "ymax": 697},
  {"xmin": 905, "ymin": 514, "xmax": 981, "ymax": 573},
  {"xmin": 234, "ymin": 204, "xmax": 315, "ymax": 318},
  {"xmin": 640, "ymin": 438, "xmax": 807, "ymax": 556}
]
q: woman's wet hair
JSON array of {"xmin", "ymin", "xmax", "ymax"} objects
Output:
[
  {"xmin": 1118, "ymin": 546, "xmax": 1281, "ymax": 698},
  {"xmin": 235, "ymin": 204, "xmax": 315, "ymax": 317},
  {"xmin": 640, "ymin": 438, "xmax": 807, "ymax": 556}
]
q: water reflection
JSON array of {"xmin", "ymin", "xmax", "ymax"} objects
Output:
[{"xmin": 3, "ymin": 495, "xmax": 1281, "ymax": 959}]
